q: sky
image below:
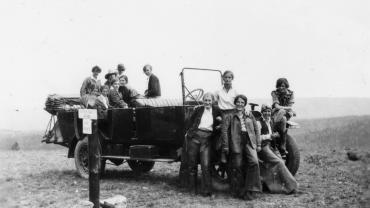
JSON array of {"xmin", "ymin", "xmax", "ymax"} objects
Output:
[{"xmin": 0, "ymin": 0, "xmax": 370, "ymax": 131}]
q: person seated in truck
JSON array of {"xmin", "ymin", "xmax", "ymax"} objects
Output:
[
  {"xmin": 143, "ymin": 64, "xmax": 161, "ymax": 98},
  {"xmin": 257, "ymin": 104, "xmax": 298, "ymax": 194},
  {"xmin": 108, "ymin": 78, "xmax": 128, "ymax": 108},
  {"xmin": 80, "ymin": 81, "xmax": 98, "ymax": 108},
  {"xmin": 80, "ymin": 65, "xmax": 102, "ymax": 97},
  {"xmin": 271, "ymin": 78, "xmax": 295, "ymax": 157},
  {"xmin": 118, "ymin": 75, "xmax": 144, "ymax": 107},
  {"xmin": 104, "ymin": 69, "xmax": 117, "ymax": 90},
  {"xmin": 183, "ymin": 92, "xmax": 222, "ymax": 197},
  {"xmin": 97, "ymin": 85, "xmax": 110, "ymax": 109}
]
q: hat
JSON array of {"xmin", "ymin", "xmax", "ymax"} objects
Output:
[
  {"xmin": 105, "ymin": 69, "xmax": 117, "ymax": 79},
  {"xmin": 91, "ymin": 66, "xmax": 101, "ymax": 73},
  {"xmin": 260, "ymin": 104, "xmax": 272, "ymax": 112},
  {"xmin": 117, "ymin": 64, "xmax": 126, "ymax": 72}
]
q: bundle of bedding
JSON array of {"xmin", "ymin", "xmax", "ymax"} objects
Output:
[{"xmin": 44, "ymin": 94, "xmax": 83, "ymax": 115}]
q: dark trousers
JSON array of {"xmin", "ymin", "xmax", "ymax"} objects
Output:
[
  {"xmin": 187, "ymin": 130, "xmax": 213, "ymax": 194},
  {"xmin": 273, "ymin": 109, "xmax": 288, "ymax": 153},
  {"xmin": 230, "ymin": 132, "xmax": 262, "ymax": 196}
]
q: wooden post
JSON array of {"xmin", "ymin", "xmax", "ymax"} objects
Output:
[{"xmin": 88, "ymin": 119, "xmax": 100, "ymax": 208}]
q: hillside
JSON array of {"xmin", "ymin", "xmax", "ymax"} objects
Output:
[
  {"xmin": 291, "ymin": 115, "xmax": 370, "ymax": 151},
  {"xmin": 252, "ymin": 97, "xmax": 370, "ymax": 119},
  {"xmin": 1, "ymin": 115, "xmax": 369, "ymax": 151},
  {"xmin": 0, "ymin": 130, "xmax": 61, "ymax": 151}
]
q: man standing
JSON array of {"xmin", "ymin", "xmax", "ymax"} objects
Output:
[
  {"xmin": 80, "ymin": 66, "xmax": 102, "ymax": 97},
  {"xmin": 143, "ymin": 64, "xmax": 161, "ymax": 98}
]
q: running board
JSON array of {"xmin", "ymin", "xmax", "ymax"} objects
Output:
[{"xmin": 101, "ymin": 155, "xmax": 175, "ymax": 162}]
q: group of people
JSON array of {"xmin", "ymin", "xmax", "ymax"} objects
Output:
[
  {"xmin": 183, "ymin": 70, "xmax": 298, "ymax": 200},
  {"xmin": 79, "ymin": 64, "xmax": 161, "ymax": 109},
  {"xmin": 80, "ymin": 65, "xmax": 298, "ymax": 200}
]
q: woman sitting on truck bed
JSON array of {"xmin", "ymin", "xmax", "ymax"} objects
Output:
[
  {"xmin": 118, "ymin": 75, "xmax": 144, "ymax": 107},
  {"xmin": 108, "ymin": 78, "xmax": 128, "ymax": 108},
  {"xmin": 80, "ymin": 81, "xmax": 99, "ymax": 108}
]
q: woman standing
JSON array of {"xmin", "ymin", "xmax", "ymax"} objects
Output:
[
  {"xmin": 221, "ymin": 95, "xmax": 262, "ymax": 200},
  {"xmin": 185, "ymin": 92, "xmax": 222, "ymax": 196}
]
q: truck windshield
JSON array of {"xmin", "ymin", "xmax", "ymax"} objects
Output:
[{"xmin": 182, "ymin": 69, "xmax": 222, "ymax": 102}]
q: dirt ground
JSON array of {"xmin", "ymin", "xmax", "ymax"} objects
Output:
[{"xmin": 0, "ymin": 146, "xmax": 369, "ymax": 208}]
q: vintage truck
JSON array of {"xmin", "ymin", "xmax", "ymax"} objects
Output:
[{"xmin": 43, "ymin": 68, "xmax": 300, "ymax": 188}]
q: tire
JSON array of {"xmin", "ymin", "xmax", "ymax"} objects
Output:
[
  {"xmin": 285, "ymin": 134, "xmax": 300, "ymax": 176},
  {"xmin": 74, "ymin": 136, "xmax": 105, "ymax": 179},
  {"xmin": 127, "ymin": 160, "xmax": 155, "ymax": 173},
  {"xmin": 74, "ymin": 137, "xmax": 89, "ymax": 179}
]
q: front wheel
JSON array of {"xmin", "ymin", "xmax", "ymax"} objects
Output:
[
  {"xmin": 127, "ymin": 160, "xmax": 155, "ymax": 173},
  {"xmin": 74, "ymin": 137, "xmax": 105, "ymax": 179},
  {"xmin": 285, "ymin": 134, "xmax": 300, "ymax": 176}
]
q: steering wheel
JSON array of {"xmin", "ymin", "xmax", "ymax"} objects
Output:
[{"xmin": 185, "ymin": 88, "xmax": 204, "ymax": 102}]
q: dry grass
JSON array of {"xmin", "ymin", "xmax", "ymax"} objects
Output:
[{"xmin": 1, "ymin": 116, "xmax": 370, "ymax": 207}]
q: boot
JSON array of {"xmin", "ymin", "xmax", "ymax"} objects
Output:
[{"xmin": 278, "ymin": 130, "xmax": 288, "ymax": 157}]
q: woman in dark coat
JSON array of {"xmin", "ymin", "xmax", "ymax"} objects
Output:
[
  {"xmin": 221, "ymin": 94, "xmax": 262, "ymax": 200},
  {"xmin": 184, "ymin": 92, "xmax": 222, "ymax": 196}
]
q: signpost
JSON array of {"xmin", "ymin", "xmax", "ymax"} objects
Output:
[{"xmin": 79, "ymin": 109, "xmax": 99, "ymax": 208}]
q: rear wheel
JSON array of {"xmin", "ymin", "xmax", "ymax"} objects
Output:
[{"xmin": 127, "ymin": 160, "xmax": 155, "ymax": 173}]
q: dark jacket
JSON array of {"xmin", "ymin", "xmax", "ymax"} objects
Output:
[
  {"xmin": 146, "ymin": 74, "xmax": 161, "ymax": 97},
  {"xmin": 108, "ymin": 89, "xmax": 127, "ymax": 108},
  {"xmin": 258, "ymin": 117, "xmax": 274, "ymax": 147},
  {"xmin": 186, "ymin": 105, "xmax": 222, "ymax": 137},
  {"xmin": 221, "ymin": 110, "xmax": 261, "ymax": 154}
]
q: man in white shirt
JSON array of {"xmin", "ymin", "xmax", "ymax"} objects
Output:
[{"xmin": 184, "ymin": 93, "xmax": 222, "ymax": 196}]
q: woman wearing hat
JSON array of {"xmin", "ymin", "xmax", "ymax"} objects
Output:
[
  {"xmin": 104, "ymin": 69, "xmax": 117, "ymax": 90},
  {"xmin": 257, "ymin": 104, "xmax": 298, "ymax": 194}
]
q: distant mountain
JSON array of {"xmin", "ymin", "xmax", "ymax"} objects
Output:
[{"xmin": 251, "ymin": 97, "xmax": 370, "ymax": 119}]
